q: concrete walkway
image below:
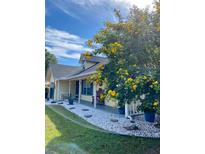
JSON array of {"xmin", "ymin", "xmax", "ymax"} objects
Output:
[{"xmin": 46, "ymin": 100, "xmax": 160, "ymax": 138}]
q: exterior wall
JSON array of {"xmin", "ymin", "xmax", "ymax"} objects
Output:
[
  {"xmin": 50, "ymin": 73, "xmax": 54, "ymax": 82},
  {"xmin": 59, "ymin": 80, "xmax": 69, "ymax": 99},
  {"xmin": 81, "ymin": 94, "xmax": 92, "ymax": 102},
  {"xmin": 70, "ymin": 81, "xmax": 76, "ymax": 97},
  {"xmin": 55, "ymin": 80, "xmax": 77, "ymax": 100},
  {"xmin": 105, "ymin": 98, "xmax": 118, "ymax": 107},
  {"xmin": 79, "ymin": 79, "xmax": 118, "ymax": 107}
]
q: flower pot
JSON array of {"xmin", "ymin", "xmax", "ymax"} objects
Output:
[
  {"xmin": 69, "ymin": 99, "xmax": 74, "ymax": 105},
  {"xmin": 118, "ymin": 107, "xmax": 125, "ymax": 114},
  {"xmin": 144, "ymin": 111, "xmax": 155, "ymax": 122}
]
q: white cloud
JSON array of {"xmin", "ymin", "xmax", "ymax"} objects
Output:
[
  {"xmin": 45, "ymin": 27, "xmax": 91, "ymax": 59},
  {"xmin": 47, "ymin": 0, "xmax": 154, "ymax": 22},
  {"xmin": 117, "ymin": 0, "xmax": 154, "ymax": 8}
]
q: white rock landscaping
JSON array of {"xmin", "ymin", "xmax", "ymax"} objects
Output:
[{"xmin": 46, "ymin": 101, "xmax": 160, "ymax": 138}]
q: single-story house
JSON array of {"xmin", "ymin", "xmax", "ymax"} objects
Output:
[
  {"xmin": 46, "ymin": 54, "xmax": 119, "ymax": 108},
  {"xmin": 46, "ymin": 54, "xmax": 142, "ymax": 118}
]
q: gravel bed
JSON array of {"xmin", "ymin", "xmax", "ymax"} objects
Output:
[{"xmin": 46, "ymin": 101, "xmax": 160, "ymax": 138}]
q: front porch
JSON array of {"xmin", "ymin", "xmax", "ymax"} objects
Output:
[{"xmin": 78, "ymin": 99, "xmax": 120, "ymax": 114}]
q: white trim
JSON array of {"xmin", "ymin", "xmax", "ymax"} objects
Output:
[
  {"xmin": 68, "ymin": 80, "xmax": 71, "ymax": 96},
  {"xmin": 78, "ymin": 80, "xmax": 82, "ymax": 103},
  {"xmin": 125, "ymin": 102, "xmax": 128, "ymax": 118},
  {"xmin": 58, "ymin": 71, "xmax": 96, "ymax": 80},
  {"xmin": 93, "ymin": 82, "xmax": 97, "ymax": 108}
]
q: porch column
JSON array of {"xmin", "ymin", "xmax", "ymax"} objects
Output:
[
  {"xmin": 78, "ymin": 79, "xmax": 81, "ymax": 103},
  {"xmin": 48, "ymin": 86, "xmax": 50, "ymax": 99},
  {"xmin": 68, "ymin": 80, "xmax": 71, "ymax": 96},
  {"xmin": 93, "ymin": 82, "xmax": 97, "ymax": 108},
  {"xmin": 58, "ymin": 80, "xmax": 61, "ymax": 100},
  {"xmin": 125, "ymin": 102, "xmax": 128, "ymax": 118}
]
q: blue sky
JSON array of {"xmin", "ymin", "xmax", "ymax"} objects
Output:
[{"xmin": 45, "ymin": 0, "xmax": 153, "ymax": 66}]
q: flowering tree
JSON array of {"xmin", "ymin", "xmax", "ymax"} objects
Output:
[{"xmin": 86, "ymin": 1, "xmax": 160, "ymax": 109}]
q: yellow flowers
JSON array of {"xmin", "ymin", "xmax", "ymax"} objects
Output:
[
  {"xmin": 117, "ymin": 68, "xmax": 129, "ymax": 77},
  {"xmin": 132, "ymin": 84, "xmax": 137, "ymax": 91},
  {"xmin": 83, "ymin": 51, "xmax": 92, "ymax": 59},
  {"xmin": 152, "ymin": 101, "xmax": 159, "ymax": 110},
  {"xmin": 153, "ymin": 101, "xmax": 158, "ymax": 106},
  {"xmin": 97, "ymin": 64, "xmax": 104, "ymax": 71},
  {"xmin": 108, "ymin": 90, "xmax": 118, "ymax": 97},
  {"xmin": 143, "ymin": 76, "xmax": 147, "ymax": 80},
  {"xmin": 108, "ymin": 42, "xmax": 122, "ymax": 55},
  {"xmin": 152, "ymin": 81, "xmax": 158, "ymax": 85},
  {"xmin": 86, "ymin": 40, "xmax": 93, "ymax": 47},
  {"xmin": 127, "ymin": 78, "xmax": 133, "ymax": 82},
  {"xmin": 111, "ymin": 47, "xmax": 117, "ymax": 54},
  {"xmin": 125, "ymin": 70, "xmax": 129, "ymax": 76}
]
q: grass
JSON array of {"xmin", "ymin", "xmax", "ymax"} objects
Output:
[{"xmin": 45, "ymin": 105, "xmax": 160, "ymax": 154}]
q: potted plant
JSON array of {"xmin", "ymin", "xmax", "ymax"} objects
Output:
[
  {"xmin": 136, "ymin": 75, "xmax": 160, "ymax": 122},
  {"xmin": 137, "ymin": 100, "xmax": 159, "ymax": 122},
  {"xmin": 68, "ymin": 95, "xmax": 74, "ymax": 105}
]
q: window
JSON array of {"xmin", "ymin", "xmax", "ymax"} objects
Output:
[{"xmin": 82, "ymin": 80, "xmax": 93, "ymax": 95}]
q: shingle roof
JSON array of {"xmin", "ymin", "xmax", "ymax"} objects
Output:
[
  {"xmin": 49, "ymin": 64, "xmax": 82, "ymax": 80},
  {"xmin": 64, "ymin": 63, "xmax": 100, "ymax": 80},
  {"xmin": 79, "ymin": 54, "xmax": 109, "ymax": 64},
  {"xmin": 48, "ymin": 55, "xmax": 109, "ymax": 81}
]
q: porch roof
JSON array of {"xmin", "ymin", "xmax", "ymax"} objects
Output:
[
  {"xmin": 59, "ymin": 63, "xmax": 100, "ymax": 80},
  {"xmin": 48, "ymin": 64, "xmax": 82, "ymax": 80}
]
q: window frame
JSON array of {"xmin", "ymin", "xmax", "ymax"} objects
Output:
[{"xmin": 81, "ymin": 80, "xmax": 93, "ymax": 96}]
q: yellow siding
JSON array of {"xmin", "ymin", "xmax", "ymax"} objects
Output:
[
  {"xmin": 81, "ymin": 95, "xmax": 93, "ymax": 102},
  {"xmin": 59, "ymin": 80, "xmax": 69, "ymax": 99},
  {"xmin": 105, "ymin": 98, "xmax": 118, "ymax": 107},
  {"xmin": 50, "ymin": 73, "xmax": 54, "ymax": 82},
  {"xmin": 70, "ymin": 81, "xmax": 76, "ymax": 96}
]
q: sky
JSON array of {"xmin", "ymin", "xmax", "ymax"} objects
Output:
[{"xmin": 45, "ymin": 0, "xmax": 154, "ymax": 66}]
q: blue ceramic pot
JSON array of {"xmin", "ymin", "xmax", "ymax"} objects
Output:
[
  {"xmin": 118, "ymin": 107, "xmax": 125, "ymax": 114},
  {"xmin": 144, "ymin": 111, "xmax": 155, "ymax": 122}
]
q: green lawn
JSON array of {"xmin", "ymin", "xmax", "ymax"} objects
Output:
[{"xmin": 45, "ymin": 105, "xmax": 160, "ymax": 154}]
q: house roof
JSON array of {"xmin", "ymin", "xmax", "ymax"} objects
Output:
[
  {"xmin": 79, "ymin": 54, "xmax": 109, "ymax": 64},
  {"xmin": 47, "ymin": 55, "xmax": 109, "ymax": 81},
  {"xmin": 48, "ymin": 64, "xmax": 82, "ymax": 80},
  {"xmin": 62, "ymin": 63, "xmax": 101, "ymax": 80}
]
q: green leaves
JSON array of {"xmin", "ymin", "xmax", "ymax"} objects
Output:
[
  {"xmin": 45, "ymin": 49, "xmax": 57, "ymax": 75},
  {"xmin": 85, "ymin": 3, "xmax": 160, "ymax": 108}
]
